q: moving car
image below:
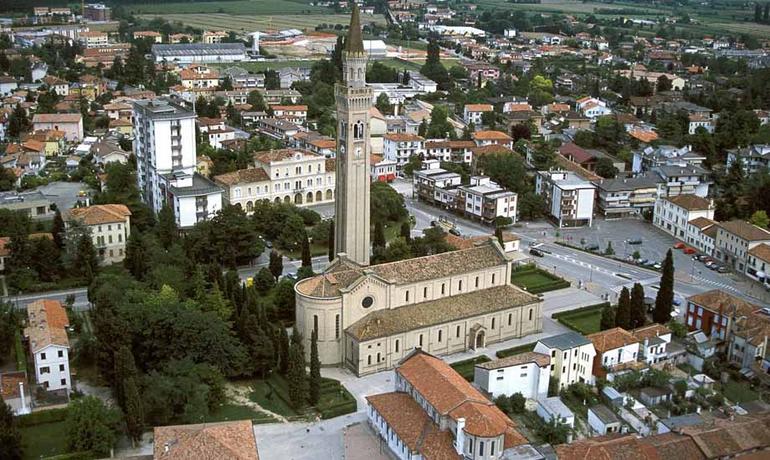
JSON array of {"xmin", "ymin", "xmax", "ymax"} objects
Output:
[
  {"xmin": 585, "ymin": 244, "xmax": 600, "ymax": 251},
  {"xmin": 448, "ymin": 228, "xmax": 462, "ymax": 236},
  {"xmin": 627, "ymin": 238, "xmax": 643, "ymax": 245},
  {"xmin": 530, "ymin": 248, "xmax": 545, "ymax": 257}
]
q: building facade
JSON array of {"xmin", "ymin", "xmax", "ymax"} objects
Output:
[
  {"xmin": 25, "ymin": 300, "xmax": 71, "ymax": 393},
  {"xmin": 714, "ymin": 220, "xmax": 770, "ymax": 273},
  {"xmin": 535, "ymin": 170, "xmax": 596, "ymax": 227},
  {"xmin": 534, "ymin": 332, "xmax": 596, "ymax": 389},
  {"xmin": 653, "ymin": 194, "xmax": 715, "ymax": 240},
  {"xmin": 382, "ymin": 133, "xmax": 425, "ymax": 169},
  {"xmin": 64, "ymin": 204, "xmax": 131, "ymax": 265},
  {"xmin": 473, "ymin": 352, "xmax": 550, "ymax": 400}
]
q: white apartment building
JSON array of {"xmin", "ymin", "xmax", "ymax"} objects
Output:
[
  {"xmin": 534, "ymin": 331, "xmax": 596, "ymax": 389},
  {"xmin": 653, "ymin": 194, "xmax": 715, "ymax": 240},
  {"xmin": 413, "ymin": 160, "xmax": 462, "ymax": 206},
  {"xmin": 686, "ymin": 217, "xmax": 718, "ymax": 256},
  {"xmin": 64, "ymin": 204, "xmax": 131, "ymax": 265},
  {"xmin": 214, "ymin": 149, "xmax": 335, "ymax": 211},
  {"xmin": 473, "ymin": 352, "xmax": 550, "ymax": 400},
  {"xmin": 197, "ymin": 117, "xmax": 236, "ymax": 149},
  {"xmin": 714, "ymin": 220, "xmax": 770, "ymax": 273},
  {"xmin": 425, "ymin": 140, "xmax": 475, "ymax": 164},
  {"xmin": 746, "ymin": 243, "xmax": 770, "ymax": 287},
  {"xmin": 631, "ymin": 324, "xmax": 673, "ymax": 365},
  {"xmin": 726, "ymin": 144, "xmax": 770, "ymax": 176},
  {"xmin": 133, "ymin": 97, "xmax": 223, "ymax": 228},
  {"xmin": 457, "ymin": 176, "xmax": 517, "ymax": 224},
  {"xmin": 180, "ymin": 65, "xmax": 220, "ymax": 90},
  {"xmin": 78, "ymin": 31, "xmax": 108, "ymax": 48},
  {"xmin": 463, "ymin": 103, "xmax": 493, "ymax": 125},
  {"xmin": 654, "ymin": 164, "xmax": 711, "ymax": 197},
  {"xmin": 535, "ymin": 170, "xmax": 596, "ymax": 227},
  {"xmin": 25, "ymin": 300, "xmax": 71, "ymax": 393},
  {"xmin": 587, "ymin": 328, "xmax": 641, "ymax": 381},
  {"xmin": 271, "ymin": 105, "xmax": 308, "ymax": 125},
  {"xmin": 383, "ymin": 133, "xmax": 425, "ymax": 169}
]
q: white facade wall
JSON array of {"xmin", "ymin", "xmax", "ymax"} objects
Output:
[
  {"xmin": 173, "ymin": 191, "xmax": 222, "ymax": 229},
  {"xmin": 367, "ymin": 404, "xmax": 412, "ymax": 460},
  {"xmin": 474, "ymin": 362, "xmax": 549, "ymax": 399},
  {"xmin": 88, "ymin": 218, "xmax": 130, "ymax": 265},
  {"xmin": 534, "ymin": 342, "xmax": 596, "ymax": 389},
  {"xmin": 33, "ymin": 345, "xmax": 70, "ymax": 391},
  {"xmin": 598, "ymin": 343, "xmax": 640, "ymax": 369},
  {"xmin": 653, "ymin": 199, "xmax": 714, "ymax": 240}
]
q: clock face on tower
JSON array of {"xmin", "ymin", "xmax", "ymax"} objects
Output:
[{"xmin": 339, "ymin": 145, "xmax": 345, "ymax": 158}]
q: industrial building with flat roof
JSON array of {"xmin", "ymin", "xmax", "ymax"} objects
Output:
[{"xmin": 151, "ymin": 43, "xmax": 247, "ymax": 64}]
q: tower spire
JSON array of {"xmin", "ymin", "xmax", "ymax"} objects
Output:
[{"xmin": 345, "ymin": 4, "xmax": 365, "ymax": 54}]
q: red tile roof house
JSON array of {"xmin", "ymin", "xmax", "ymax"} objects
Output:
[{"xmin": 366, "ymin": 349, "xmax": 530, "ymax": 459}]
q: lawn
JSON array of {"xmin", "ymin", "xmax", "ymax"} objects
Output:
[
  {"xmin": 450, "ymin": 356, "xmax": 491, "ymax": 382},
  {"xmin": 510, "ymin": 265, "xmax": 570, "ymax": 294},
  {"xmin": 212, "ymin": 61, "xmax": 314, "ymax": 73},
  {"xmin": 552, "ymin": 304, "xmax": 607, "ymax": 335},
  {"xmin": 721, "ymin": 380, "xmax": 759, "ymax": 404},
  {"xmin": 249, "ymin": 376, "xmax": 299, "ymax": 417},
  {"xmin": 20, "ymin": 421, "xmax": 69, "ymax": 460},
  {"xmin": 496, "ymin": 342, "xmax": 537, "ymax": 359},
  {"xmin": 130, "ymin": 0, "xmax": 327, "ymax": 15},
  {"xmin": 205, "ymin": 403, "xmax": 276, "ymax": 424}
]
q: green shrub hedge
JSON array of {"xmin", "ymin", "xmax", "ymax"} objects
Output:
[
  {"xmin": 14, "ymin": 329, "xmax": 27, "ymax": 374},
  {"xmin": 17, "ymin": 407, "xmax": 69, "ymax": 427},
  {"xmin": 510, "ymin": 265, "xmax": 570, "ymax": 294},
  {"xmin": 316, "ymin": 379, "xmax": 357, "ymax": 419},
  {"xmin": 551, "ymin": 303, "xmax": 609, "ymax": 320},
  {"xmin": 496, "ymin": 342, "xmax": 537, "ymax": 359},
  {"xmin": 319, "ymin": 400, "xmax": 357, "ymax": 419},
  {"xmin": 449, "ymin": 356, "xmax": 491, "ymax": 381}
]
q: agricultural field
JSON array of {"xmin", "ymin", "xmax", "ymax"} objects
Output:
[
  {"xmin": 128, "ymin": 0, "xmax": 325, "ymax": 15},
  {"xmin": 139, "ymin": 12, "xmax": 385, "ymax": 33}
]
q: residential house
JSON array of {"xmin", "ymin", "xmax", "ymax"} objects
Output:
[
  {"xmin": 464, "ymin": 62, "xmax": 500, "ymax": 85},
  {"xmin": 425, "ymin": 140, "xmax": 475, "ymax": 164},
  {"xmin": 153, "ymin": 420, "xmax": 259, "ymax": 460},
  {"xmin": 31, "ymin": 113, "xmax": 83, "ymax": 142},
  {"xmin": 638, "ymin": 386, "xmax": 673, "ymax": 406},
  {"xmin": 213, "ymin": 149, "xmax": 335, "ymax": 211},
  {"xmin": 473, "ymin": 352, "xmax": 550, "ymax": 400},
  {"xmin": 534, "ymin": 331, "xmax": 596, "ymax": 389},
  {"xmin": 0, "ymin": 76, "xmax": 17, "ymax": 96},
  {"xmin": 463, "ymin": 103, "xmax": 493, "ymax": 125},
  {"xmin": 43, "ymin": 75, "xmax": 69, "ymax": 97},
  {"xmin": 593, "ymin": 174, "xmax": 663, "ymax": 218},
  {"xmin": 746, "ymin": 243, "xmax": 770, "ymax": 287},
  {"xmin": 632, "ymin": 145, "xmax": 704, "ymax": 174},
  {"xmin": 559, "ymin": 143, "xmax": 624, "ymax": 173},
  {"xmin": 456, "ymin": 176, "xmax": 517, "ymax": 224},
  {"xmin": 271, "ymin": 105, "xmax": 307, "ymax": 125},
  {"xmin": 383, "ymin": 133, "xmax": 425, "ymax": 169},
  {"xmin": 25, "ymin": 300, "xmax": 71, "ymax": 392},
  {"xmin": 103, "ymin": 102, "xmax": 133, "ymax": 121},
  {"xmin": 370, "ymin": 154, "xmax": 397, "ymax": 183},
  {"xmin": 133, "ymin": 31, "xmax": 162, "ymax": 43},
  {"xmin": 64, "ymin": 204, "xmax": 131, "ymax": 265},
  {"xmin": 256, "ymin": 118, "xmax": 300, "ymax": 141},
  {"xmin": 279, "ymin": 67, "xmax": 310, "ymax": 89},
  {"xmin": 202, "ymin": 31, "xmax": 228, "ymax": 44},
  {"xmin": 412, "ymin": 160, "xmax": 463, "ymax": 207},
  {"xmin": 654, "ymin": 164, "xmax": 711, "ymax": 197},
  {"xmin": 197, "ymin": 117, "xmax": 236, "ymax": 149},
  {"xmin": 686, "ymin": 217, "xmax": 718, "ymax": 256},
  {"xmin": 714, "ymin": 220, "xmax": 770, "ymax": 273},
  {"xmin": 727, "ymin": 308, "xmax": 770, "ymax": 370},
  {"xmin": 78, "ymin": 31, "xmax": 108, "ymax": 48},
  {"xmin": 588, "ymin": 405, "xmax": 623, "ymax": 435},
  {"xmin": 472, "ymin": 130, "xmax": 513, "ymax": 149},
  {"xmin": 587, "ymin": 327, "xmax": 642, "ymax": 380},
  {"xmin": 180, "ymin": 65, "xmax": 220, "ymax": 90},
  {"xmin": 631, "ymin": 324, "xmax": 672, "ymax": 365},
  {"xmin": 535, "ymin": 170, "xmax": 596, "ymax": 227},
  {"xmin": 653, "ymin": 194, "xmax": 715, "ymax": 240},
  {"xmin": 656, "ymin": 413, "xmax": 707, "ymax": 435},
  {"xmin": 726, "ymin": 144, "xmax": 770, "ymax": 176},
  {"xmin": 577, "ymin": 97, "xmax": 612, "ymax": 118},
  {"xmin": 90, "ymin": 141, "xmax": 128, "ymax": 165},
  {"xmin": 536, "ymin": 397, "xmax": 575, "ymax": 429},
  {"xmin": 24, "ymin": 130, "xmax": 67, "ymax": 156},
  {"xmin": 684, "ymin": 289, "xmax": 760, "ymax": 345},
  {"xmin": 366, "ymin": 349, "xmax": 529, "ymax": 460}
]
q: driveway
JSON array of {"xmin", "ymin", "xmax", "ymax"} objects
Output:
[{"xmin": 34, "ymin": 181, "xmax": 92, "ymax": 212}]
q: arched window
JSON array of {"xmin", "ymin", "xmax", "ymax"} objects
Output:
[
  {"xmin": 354, "ymin": 121, "xmax": 364, "ymax": 139},
  {"xmin": 491, "ymin": 318, "xmax": 495, "ymax": 329},
  {"xmin": 492, "ymin": 273, "xmax": 496, "ymax": 284},
  {"xmin": 529, "ymin": 309, "xmax": 533, "ymax": 321},
  {"xmin": 405, "ymin": 291, "xmax": 409, "ymax": 302},
  {"xmin": 367, "ymin": 355, "xmax": 371, "ymax": 365},
  {"xmin": 357, "ymin": 68, "xmax": 363, "ymax": 80},
  {"xmin": 438, "ymin": 330, "xmax": 442, "ymax": 342}
]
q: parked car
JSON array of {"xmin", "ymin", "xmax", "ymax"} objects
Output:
[
  {"xmin": 627, "ymin": 238, "xmax": 643, "ymax": 245},
  {"xmin": 644, "ymin": 260, "xmax": 657, "ymax": 267},
  {"xmin": 708, "ymin": 264, "xmax": 720, "ymax": 271},
  {"xmin": 448, "ymin": 228, "xmax": 462, "ymax": 236},
  {"xmin": 674, "ymin": 242, "xmax": 686, "ymax": 249},
  {"xmin": 653, "ymin": 263, "xmax": 662, "ymax": 269},
  {"xmin": 717, "ymin": 266, "xmax": 729, "ymax": 273},
  {"xmin": 530, "ymin": 248, "xmax": 545, "ymax": 257},
  {"xmin": 683, "ymin": 247, "xmax": 696, "ymax": 255},
  {"xmin": 638, "ymin": 258, "xmax": 649, "ymax": 265},
  {"xmin": 692, "ymin": 254, "xmax": 703, "ymax": 261},
  {"xmin": 585, "ymin": 244, "xmax": 600, "ymax": 251},
  {"xmin": 285, "ymin": 272, "xmax": 298, "ymax": 280}
]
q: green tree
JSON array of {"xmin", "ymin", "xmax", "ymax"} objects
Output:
[
  {"xmin": 156, "ymin": 204, "xmax": 177, "ymax": 249},
  {"xmin": 595, "ymin": 157, "xmax": 618, "ymax": 179},
  {"xmin": 750, "ymin": 210, "xmax": 769, "ymax": 229},
  {"xmin": 264, "ymin": 70, "xmax": 280, "ymax": 90},
  {"xmin": 509, "ymin": 392, "xmax": 526, "ymax": 414},
  {"xmin": 403, "ymin": 154, "xmax": 423, "ymax": 177},
  {"xmin": 287, "ymin": 329, "xmax": 307, "ymax": 408},
  {"xmin": 373, "ymin": 221, "xmax": 386, "ymax": 250},
  {"xmin": 301, "ymin": 231, "xmax": 312, "ymax": 267},
  {"xmin": 630, "ymin": 282, "xmax": 647, "ymax": 329},
  {"xmin": 51, "ymin": 209, "xmax": 65, "ymax": 249},
  {"xmin": 274, "ymin": 279, "xmax": 296, "ymax": 322},
  {"xmin": 375, "ymin": 92, "xmax": 392, "ymax": 114},
  {"xmin": 0, "ymin": 165, "xmax": 17, "ymax": 191},
  {"xmin": 421, "ymin": 39, "xmax": 450, "ymax": 90},
  {"xmin": 66, "ymin": 396, "xmax": 120, "ymax": 456},
  {"xmin": 495, "ymin": 226, "xmax": 504, "ymax": 246},
  {"xmin": 0, "ymin": 303, "xmax": 19, "ymax": 367},
  {"xmin": 616, "ymin": 287, "xmax": 631, "ymax": 329},
  {"xmin": 328, "ymin": 218, "xmax": 335, "ymax": 260},
  {"xmin": 309, "ymin": 328, "xmax": 321, "ymax": 405},
  {"xmin": 400, "ymin": 220, "xmax": 412, "ymax": 243},
  {"xmin": 653, "ymin": 250, "xmax": 675, "ymax": 324},
  {"xmin": 269, "ymin": 250, "xmax": 283, "ymax": 281},
  {"xmin": 0, "ymin": 400, "xmax": 22, "ymax": 460},
  {"xmin": 426, "ymin": 105, "xmax": 453, "ymax": 138},
  {"xmin": 7, "ymin": 104, "xmax": 30, "ymax": 139},
  {"xmin": 278, "ymin": 326, "xmax": 290, "ymax": 375},
  {"xmin": 246, "ymin": 90, "xmax": 267, "ymax": 112},
  {"xmin": 604, "ymin": 241, "xmax": 615, "ymax": 255},
  {"xmin": 123, "ymin": 232, "xmax": 148, "ymax": 281},
  {"xmin": 253, "ymin": 267, "xmax": 275, "ymax": 293},
  {"xmin": 600, "ymin": 303, "xmax": 616, "ymax": 330}
]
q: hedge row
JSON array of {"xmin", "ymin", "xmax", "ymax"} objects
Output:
[
  {"xmin": 552, "ymin": 302, "xmax": 610, "ymax": 320},
  {"xmin": 495, "ymin": 342, "xmax": 537, "ymax": 359},
  {"xmin": 317, "ymin": 380, "xmax": 357, "ymax": 420},
  {"xmin": 523, "ymin": 279, "xmax": 571, "ymax": 294},
  {"xmin": 14, "ymin": 329, "xmax": 27, "ymax": 374},
  {"xmin": 17, "ymin": 407, "xmax": 69, "ymax": 427},
  {"xmin": 319, "ymin": 400, "xmax": 357, "ymax": 419}
]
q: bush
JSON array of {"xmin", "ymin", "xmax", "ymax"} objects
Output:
[
  {"xmin": 17, "ymin": 407, "xmax": 69, "ymax": 427},
  {"xmin": 316, "ymin": 378, "xmax": 357, "ymax": 419},
  {"xmin": 319, "ymin": 400, "xmax": 357, "ymax": 419}
]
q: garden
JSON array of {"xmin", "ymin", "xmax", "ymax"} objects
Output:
[
  {"xmin": 449, "ymin": 356, "xmax": 492, "ymax": 382},
  {"xmin": 510, "ymin": 264, "xmax": 571, "ymax": 294},
  {"xmin": 551, "ymin": 303, "xmax": 609, "ymax": 335}
]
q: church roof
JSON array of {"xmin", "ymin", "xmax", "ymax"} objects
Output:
[
  {"xmin": 295, "ymin": 241, "xmax": 509, "ymax": 298},
  {"xmin": 345, "ymin": 4, "xmax": 365, "ymax": 54},
  {"xmin": 346, "ymin": 285, "xmax": 539, "ymax": 341}
]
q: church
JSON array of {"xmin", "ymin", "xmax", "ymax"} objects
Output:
[{"xmin": 294, "ymin": 6, "xmax": 544, "ymax": 377}]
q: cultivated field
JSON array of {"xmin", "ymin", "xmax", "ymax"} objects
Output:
[
  {"xmin": 140, "ymin": 12, "xmax": 387, "ymax": 33},
  {"xmin": 128, "ymin": 0, "xmax": 324, "ymax": 15}
]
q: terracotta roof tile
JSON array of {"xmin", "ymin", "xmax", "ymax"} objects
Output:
[
  {"xmin": 718, "ymin": 220, "xmax": 770, "ymax": 242},
  {"xmin": 254, "ymin": 148, "xmax": 321, "ymax": 164},
  {"xmin": 688, "ymin": 217, "xmax": 716, "ymax": 230},
  {"xmin": 24, "ymin": 299, "xmax": 69, "ymax": 353},
  {"xmin": 687, "ymin": 289, "xmax": 760, "ymax": 317},
  {"xmin": 153, "ymin": 420, "xmax": 258, "ymax": 460},
  {"xmin": 465, "ymin": 104, "xmax": 493, "ymax": 112},
  {"xmin": 0, "ymin": 371, "xmax": 26, "ymax": 400},
  {"xmin": 555, "ymin": 433, "xmax": 658, "ymax": 460},
  {"xmin": 65, "ymin": 204, "xmax": 131, "ymax": 226},
  {"xmin": 213, "ymin": 168, "xmax": 270, "ymax": 186},
  {"xmin": 384, "ymin": 133, "xmax": 424, "ymax": 142},
  {"xmin": 472, "ymin": 130, "xmax": 512, "ymax": 141},
  {"xmin": 749, "ymin": 243, "xmax": 770, "ymax": 263},
  {"xmin": 476, "ymin": 351, "xmax": 550, "ymax": 370},
  {"xmin": 32, "ymin": 113, "xmax": 82, "ymax": 124},
  {"xmin": 680, "ymin": 412, "xmax": 770, "ymax": 458},
  {"xmin": 630, "ymin": 324, "xmax": 671, "ymax": 342},
  {"xmin": 664, "ymin": 194, "xmax": 712, "ymax": 211},
  {"xmin": 587, "ymin": 327, "xmax": 639, "ymax": 353}
]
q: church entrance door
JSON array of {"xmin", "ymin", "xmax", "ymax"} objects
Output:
[{"xmin": 474, "ymin": 329, "xmax": 485, "ymax": 350}]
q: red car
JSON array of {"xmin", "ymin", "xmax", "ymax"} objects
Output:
[
  {"xmin": 683, "ymin": 247, "xmax": 696, "ymax": 254},
  {"xmin": 674, "ymin": 242, "xmax": 686, "ymax": 249}
]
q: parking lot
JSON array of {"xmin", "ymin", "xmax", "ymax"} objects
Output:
[{"xmin": 33, "ymin": 181, "xmax": 93, "ymax": 212}]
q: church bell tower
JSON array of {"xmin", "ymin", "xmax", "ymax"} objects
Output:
[{"xmin": 334, "ymin": 4, "xmax": 372, "ymax": 266}]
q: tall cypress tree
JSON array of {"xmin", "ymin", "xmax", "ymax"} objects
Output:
[
  {"xmin": 400, "ymin": 220, "xmax": 411, "ymax": 243},
  {"xmin": 301, "ymin": 232, "xmax": 312, "ymax": 268},
  {"xmin": 600, "ymin": 303, "xmax": 616, "ymax": 331},
  {"xmin": 52, "ymin": 210, "xmax": 65, "ymax": 249},
  {"xmin": 123, "ymin": 376, "xmax": 144, "ymax": 446},
  {"xmin": 616, "ymin": 287, "xmax": 631, "ymax": 330},
  {"xmin": 373, "ymin": 221, "xmax": 386, "ymax": 250},
  {"xmin": 654, "ymin": 249, "xmax": 675, "ymax": 324},
  {"xmin": 495, "ymin": 227, "xmax": 504, "ymax": 246},
  {"xmin": 630, "ymin": 283, "xmax": 647, "ymax": 329},
  {"xmin": 328, "ymin": 218, "xmax": 335, "ymax": 261},
  {"xmin": 286, "ymin": 328, "xmax": 307, "ymax": 409},
  {"xmin": 156, "ymin": 204, "xmax": 177, "ymax": 249},
  {"xmin": 309, "ymin": 328, "xmax": 321, "ymax": 405},
  {"xmin": 278, "ymin": 326, "xmax": 290, "ymax": 375},
  {"xmin": 269, "ymin": 250, "xmax": 283, "ymax": 281}
]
